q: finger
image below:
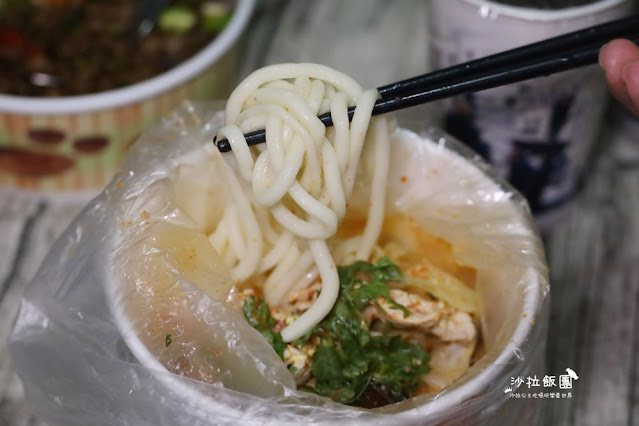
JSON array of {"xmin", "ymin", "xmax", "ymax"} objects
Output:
[{"xmin": 599, "ymin": 39, "xmax": 639, "ymax": 112}]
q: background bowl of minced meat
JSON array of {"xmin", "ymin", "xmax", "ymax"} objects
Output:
[{"xmin": 0, "ymin": 0, "xmax": 254, "ymax": 195}]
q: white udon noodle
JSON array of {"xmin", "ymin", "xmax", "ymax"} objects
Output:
[{"xmin": 211, "ymin": 64, "xmax": 390, "ymax": 342}]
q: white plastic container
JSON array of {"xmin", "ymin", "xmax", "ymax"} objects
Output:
[
  {"xmin": 111, "ymin": 125, "xmax": 550, "ymax": 424},
  {"xmin": 6, "ymin": 103, "xmax": 550, "ymax": 425}
]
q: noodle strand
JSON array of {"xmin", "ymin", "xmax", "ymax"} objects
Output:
[{"xmin": 212, "ymin": 64, "xmax": 391, "ymax": 341}]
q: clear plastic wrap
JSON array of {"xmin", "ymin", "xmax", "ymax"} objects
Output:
[{"xmin": 9, "ymin": 101, "xmax": 549, "ymax": 425}]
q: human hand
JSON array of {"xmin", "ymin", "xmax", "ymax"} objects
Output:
[{"xmin": 599, "ymin": 39, "xmax": 639, "ymax": 117}]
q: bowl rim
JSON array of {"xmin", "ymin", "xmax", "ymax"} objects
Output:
[
  {"xmin": 107, "ymin": 126, "xmax": 547, "ymax": 424},
  {"xmin": 0, "ymin": 0, "xmax": 255, "ymax": 115},
  {"xmin": 461, "ymin": 0, "xmax": 626, "ymax": 22}
]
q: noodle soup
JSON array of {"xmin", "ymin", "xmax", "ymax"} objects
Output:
[
  {"xmin": 101, "ymin": 55, "xmax": 548, "ymax": 425},
  {"xmin": 0, "ymin": 0, "xmax": 235, "ymax": 97},
  {"xmin": 109, "ymin": 102, "xmax": 547, "ymax": 423},
  {"xmin": 4, "ymin": 62, "xmax": 546, "ymax": 425}
]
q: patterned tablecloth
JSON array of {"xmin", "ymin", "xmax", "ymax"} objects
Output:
[{"xmin": 1, "ymin": 1, "xmax": 638, "ymax": 425}]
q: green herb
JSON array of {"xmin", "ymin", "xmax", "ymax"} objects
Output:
[
  {"xmin": 367, "ymin": 336, "xmax": 430, "ymax": 401},
  {"xmin": 200, "ymin": 2, "xmax": 232, "ymax": 33},
  {"xmin": 242, "ymin": 295, "xmax": 286, "ymax": 360},
  {"xmin": 158, "ymin": 6, "xmax": 197, "ymax": 34},
  {"xmin": 243, "ymin": 258, "xmax": 430, "ymax": 407},
  {"xmin": 310, "ymin": 257, "xmax": 428, "ymax": 405},
  {"xmin": 337, "ymin": 257, "xmax": 410, "ymax": 315},
  {"xmin": 165, "ymin": 333, "xmax": 172, "ymax": 347}
]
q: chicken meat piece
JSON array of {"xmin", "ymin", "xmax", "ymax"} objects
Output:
[
  {"xmin": 423, "ymin": 339, "xmax": 477, "ymax": 392},
  {"xmin": 376, "ymin": 289, "xmax": 447, "ymax": 328},
  {"xmin": 371, "ymin": 288, "xmax": 477, "ymax": 343},
  {"xmin": 431, "ymin": 311, "xmax": 477, "ymax": 343}
]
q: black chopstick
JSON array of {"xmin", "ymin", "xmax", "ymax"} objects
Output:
[
  {"xmin": 215, "ymin": 16, "xmax": 639, "ymax": 153},
  {"xmin": 376, "ymin": 15, "xmax": 639, "ymax": 98}
]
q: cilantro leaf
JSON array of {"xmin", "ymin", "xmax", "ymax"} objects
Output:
[
  {"xmin": 370, "ymin": 256, "xmax": 404, "ymax": 282},
  {"xmin": 311, "ymin": 258, "xmax": 428, "ymax": 406},
  {"xmin": 242, "ymin": 258, "xmax": 430, "ymax": 407},
  {"xmin": 367, "ymin": 336, "xmax": 430, "ymax": 401},
  {"xmin": 242, "ymin": 295, "xmax": 286, "ymax": 360}
]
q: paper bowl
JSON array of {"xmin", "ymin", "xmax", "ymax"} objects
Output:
[
  {"xmin": 107, "ymin": 107, "xmax": 549, "ymax": 424},
  {"xmin": 0, "ymin": 0, "xmax": 254, "ymax": 196}
]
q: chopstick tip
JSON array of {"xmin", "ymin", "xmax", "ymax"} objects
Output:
[{"xmin": 213, "ymin": 135, "xmax": 231, "ymax": 152}]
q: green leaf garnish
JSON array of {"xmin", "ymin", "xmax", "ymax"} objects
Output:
[
  {"xmin": 242, "ymin": 295, "xmax": 286, "ymax": 360},
  {"xmin": 242, "ymin": 258, "xmax": 430, "ymax": 407}
]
